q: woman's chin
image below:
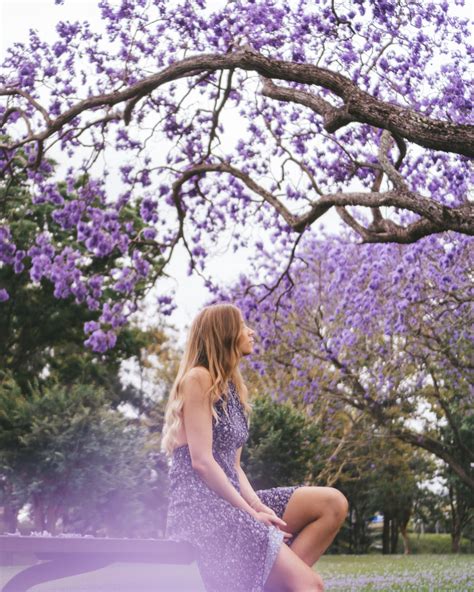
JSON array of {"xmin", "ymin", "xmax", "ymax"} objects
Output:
[{"xmin": 240, "ymin": 346, "xmax": 253, "ymax": 357}]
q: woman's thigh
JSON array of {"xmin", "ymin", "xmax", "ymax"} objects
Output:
[
  {"xmin": 264, "ymin": 541, "xmax": 323, "ymax": 592},
  {"xmin": 281, "ymin": 485, "xmax": 349, "ymax": 538}
]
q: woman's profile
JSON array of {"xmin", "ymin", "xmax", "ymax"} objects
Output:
[{"xmin": 161, "ymin": 303, "xmax": 348, "ymax": 592}]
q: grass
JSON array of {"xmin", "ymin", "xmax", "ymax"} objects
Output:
[
  {"xmin": 316, "ymin": 554, "xmax": 474, "ymax": 591},
  {"xmin": 1, "ymin": 554, "xmax": 473, "ymax": 591}
]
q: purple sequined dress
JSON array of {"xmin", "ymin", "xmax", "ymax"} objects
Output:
[{"xmin": 165, "ymin": 381, "xmax": 304, "ymax": 592}]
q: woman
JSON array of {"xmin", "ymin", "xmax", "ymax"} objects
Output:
[{"xmin": 161, "ymin": 303, "xmax": 348, "ymax": 592}]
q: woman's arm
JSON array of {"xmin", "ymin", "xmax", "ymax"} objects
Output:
[
  {"xmin": 234, "ymin": 447, "xmax": 266, "ymax": 510},
  {"xmin": 181, "ymin": 369, "xmax": 259, "ymax": 518},
  {"xmin": 235, "ymin": 449, "xmax": 292, "ymax": 540}
]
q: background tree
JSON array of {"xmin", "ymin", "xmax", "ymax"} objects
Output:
[
  {"xmin": 0, "ymin": 377, "xmax": 169, "ymax": 537},
  {"xmin": 0, "ymin": 153, "xmax": 167, "ymax": 374},
  {"xmin": 245, "ymin": 354, "xmax": 437, "ymax": 555},
  {"xmin": 240, "ymin": 392, "xmax": 323, "ymax": 489},
  {"xmin": 0, "ymin": 162, "xmax": 179, "ymax": 534},
  {"xmin": 226, "ymin": 232, "xmax": 473, "ymax": 494},
  {"xmin": 369, "ymin": 441, "xmax": 429, "ymax": 555},
  {"xmin": 446, "ymin": 471, "xmax": 473, "ymax": 554},
  {"xmin": 1, "ymin": 0, "xmax": 472, "ymax": 348}
]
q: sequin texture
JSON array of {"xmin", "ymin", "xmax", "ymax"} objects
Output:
[{"xmin": 165, "ymin": 382, "xmax": 304, "ymax": 592}]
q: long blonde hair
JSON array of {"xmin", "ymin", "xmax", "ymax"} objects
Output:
[{"xmin": 161, "ymin": 303, "xmax": 253, "ymax": 456}]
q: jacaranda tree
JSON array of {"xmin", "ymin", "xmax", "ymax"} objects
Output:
[
  {"xmin": 0, "ymin": 0, "xmax": 472, "ymax": 348},
  {"xmin": 222, "ymin": 232, "xmax": 473, "ymax": 492}
]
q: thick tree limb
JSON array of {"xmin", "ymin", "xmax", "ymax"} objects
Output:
[
  {"xmin": 390, "ymin": 427, "xmax": 474, "ymax": 491},
  {"xmin": 335, "ymin": 130, "xmax": 443, "ymax": 243},
  {"xmin": 1, "ymin": 48, "xmax": 472, "ymax": 157},
  {"xmin": 170, "ymin": 161, "xmax": 474, "ymax": 239},
  {"xmin": 260, "ymin": 76, "xmax": 353, "ymax": 132},
  {"xmin": 335, "ymin": 206, "xmax": 445, "ymax": 243},
  {"xmin": 1, "ymin": 48, "xmax": 472, "ymax": 243}
]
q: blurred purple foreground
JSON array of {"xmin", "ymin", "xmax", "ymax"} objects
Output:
[{"xmin": 0, "ymin": 534, "xmax": 203, "ymax": 591}]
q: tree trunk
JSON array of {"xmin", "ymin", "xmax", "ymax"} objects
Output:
[
  {"xmin": 354, "ymin": 512, "xmax": 361, "ymax": 554},
  {"xmin": 382, "ymin": 513, "xmax": 391, "ymax": 554},
  {"xmin": 31, "ymin": 493, "xmax": 46, "ymax": 532},
  {"xmin": 390, "ymin": 516, "xmax": 399, "ymax": 554},
  {"xmin": 399, "ymin": 522, "xmax": 411, "ymax": 555},
  {"xmin": 1, "ymin": 502, "xmax": 18, "ymax": 533},
  {"xmin": 452, "ymin": 529, "xmax": 461, "ymax": 553},
  {"xmin": 449, "ymin": 482, "xmax": 462, "ymax": 553},
  {"xmin": 399, "ymin": 508, "xmax": 411, "ymax": 555},
  {"xmin": 348, "ymin": 505, "xmax": 354, "ymax": 554},
  {"xmin": 45, "ymin": 503, "xmax": 60, "ymax": 535},
  {"xmin": 360, "ymin": 518, "xmax": 370, "ymax": 554}
]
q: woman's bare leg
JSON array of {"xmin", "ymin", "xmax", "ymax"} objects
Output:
[
  {"xmin": 281, "ymin": 486, "xmax": 349, "ymax": 566},
  {"xmin": 263, "ymin": 486, "xmax": 347, "ymax": 591},
  {"xmin": 263, "ymin": 542, "xmax": 324, "ymax": 592}
]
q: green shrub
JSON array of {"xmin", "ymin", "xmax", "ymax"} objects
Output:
[{"xmin": 396, "ymin": 533, "xmax": 473, "ymax": 554}]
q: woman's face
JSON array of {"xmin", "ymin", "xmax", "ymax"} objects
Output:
[{"xmin": 237, "ymin": 316, "xmax": 255, "ymax": 357}]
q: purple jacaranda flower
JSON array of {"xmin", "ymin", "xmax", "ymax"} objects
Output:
[
  {"xmin": 84, "ymin": 328, "xmax": 116, "ymax": 352},
  {"xmin": 140, "ymin": 198, "xmax": 158, "ymax": 223},
  {"xmin": 84, "ymin": 320, "xmax": 100, "ymax": 334}
]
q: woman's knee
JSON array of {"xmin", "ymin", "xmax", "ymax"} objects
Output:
[
  {"xmin": 327, "ymin": 488, "xmax": 349, "ymax": 522},
  {"xmin": 291, "ymin": 571, "xmax": 324, "ymax": 592},
  {"xmin": 312, "ymin": 570, "xmax": 325, "ymax": 591}
]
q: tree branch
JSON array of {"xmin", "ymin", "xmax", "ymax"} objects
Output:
[
  {"xmin": 1, "ymin": 48, "xmax": 472, "ymax": 157},
  {"xmin": 170, "ymin": 161, "xmax": 474, "ymax": 239},
  {"xmin": 260, "ymin": 76, "xmax": 353, "ymax": 133}
]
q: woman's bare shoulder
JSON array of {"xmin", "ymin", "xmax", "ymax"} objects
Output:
[{"xmin": 181, "ymin": 366, "xmax": 212, "ymax": 391}]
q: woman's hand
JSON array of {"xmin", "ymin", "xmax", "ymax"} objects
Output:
[
  {"xmin": 255, "ymin": 502, "xmax": 277, "ymax": 517},
  {"xmin": 252, "ymin": 509, "xmax": 293, "ymax": 542}
]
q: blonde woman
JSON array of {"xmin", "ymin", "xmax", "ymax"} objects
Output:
[{"xmin": 161, "ymin": 303, "xmax": 348, "ymax": 592}]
